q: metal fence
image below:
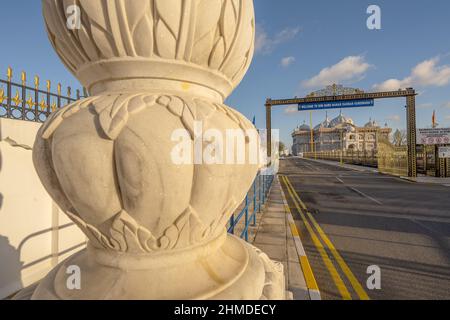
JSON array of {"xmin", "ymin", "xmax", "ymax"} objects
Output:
[
  {"xmin": 377, "ymin": 136, "xmax": 408, "ymax": 177},
  {"xmin": 305, "ymin": 146, "xmax": 450, "ymax": 178},
  {"xmin": 228, "ymin": 174, "xmax": 274, "ymax": 242},
  {"xmin": 304, "ymin": 150, "xmax": 378, "ymax": 168},
  {"xmin": 0, "ymin": 67, "xmax": 86, "ymax": 123}
]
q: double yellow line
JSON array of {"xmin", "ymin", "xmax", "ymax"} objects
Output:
[{"xmin": 280, "ymin": 175, "xmax": 370, "ymax": 300}]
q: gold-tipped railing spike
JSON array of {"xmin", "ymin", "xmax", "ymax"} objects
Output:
[
  {"xmin": 7, "ymin": 66, "xmax": 12, "ymax": 82},
  {"xmin": 34, "ymin": 75, "xmax": 40, "ymax": 89},
  {"xmin": 1, "ymin": 69, "xmax": 84, "ymax": 118}
]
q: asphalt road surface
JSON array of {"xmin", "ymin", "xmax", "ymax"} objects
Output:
[{"xmin": 279, "ymin": 157, "xmax": 450, "ymax": 300}]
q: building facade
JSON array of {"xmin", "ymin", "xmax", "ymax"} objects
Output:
[{"xmin": 292, "ymin": 113, "xmax": 392, "ymax": 155}]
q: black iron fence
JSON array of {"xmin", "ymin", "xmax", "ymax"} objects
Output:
[{"xmin": 0, "ymin": 67, "xmax": 86, "ymax": 123}]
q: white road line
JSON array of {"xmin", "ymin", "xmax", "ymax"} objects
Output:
[
  {"xmin": 302, "ymin": 159, "xmax": 383, "ymax": 206},
  {"xmin": 411, "ymin": 219, "xmax": 444, "ymax": 236},
  {"xmin": 302, "ymin": 162, "xmax": 319, "ymax": 172},
  {"xmin": 349, "ymin": 187, "xmax": 383, "ymax": 205},
  {"xmin": 336, "ymin": 177, "xmax": 344, "ymax": 184},
  {"xmin": 336, "ymin": 176, "xmax": 382, "ymax": 205}
]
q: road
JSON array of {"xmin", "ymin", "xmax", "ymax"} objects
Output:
[{"xmin": 279, "ymin": 157, "xmax": 450, "ymax": 300}]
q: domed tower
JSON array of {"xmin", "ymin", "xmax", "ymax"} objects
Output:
[{"xmin": 314, "ymin": 112, "xmax": 331, "ymax": 130}]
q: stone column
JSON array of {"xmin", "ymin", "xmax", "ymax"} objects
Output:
[{"xmin": 27, "ymin": 0, "xmax": 285, "ymax": 300}]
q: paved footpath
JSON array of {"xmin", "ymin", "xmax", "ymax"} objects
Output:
[{"xmin": 251, "ymin": 177, "xmax": 320, "ymax": 300}]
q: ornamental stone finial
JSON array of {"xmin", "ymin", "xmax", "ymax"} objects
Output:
[
  {"xmin": 42, "ymin": 0, "xmax": 254, "ymax": 102},
  {"xmin": 28, "ymin": 0, "xmax": 286, "ymax": 300}
]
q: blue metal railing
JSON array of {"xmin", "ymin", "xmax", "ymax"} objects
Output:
[{"xmin": 228, "ymin": 174, "xmax": 274, "ymax": 242}]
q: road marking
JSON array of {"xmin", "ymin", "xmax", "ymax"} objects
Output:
[
  {"xmin": 336, "ymin": 177, "xmax": 383, "ymax": 205},
  {"xmin": 281, "ymin": 176, "xmax": 352, "ymax": 300},
  {"xmin": 411, "ymin": 219, "xmax": 444, "ymax": 237},
  {"xmin": 301, "ymin": 162, "xmax": 318, "ymax": 172},
  {"xmin": 349, "ymin": 186, "xmax": 383, "ymax": 205},
  {"xmin": 284, "ymin": 176, "xmax": 370, "ymax": 301},
  {"xmin": 279, "ymin": 176, "xmax": 321, "ymax": 300},
  {"xmin": 336, "ymin": 177, "xmax": 344, "ymax": 184}
]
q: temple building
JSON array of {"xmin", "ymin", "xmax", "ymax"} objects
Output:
[{"xmin": 292, "ymin": 112, "xmax": 392, "ymax": 155}]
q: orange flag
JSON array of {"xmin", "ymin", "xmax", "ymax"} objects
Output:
[{"xmin": 432, "ymin": 110, "xmax": 436, "ymax": 128}]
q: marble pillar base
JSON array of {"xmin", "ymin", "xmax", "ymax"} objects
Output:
[{"xmin": 15, "ymin": 234, "xmax": 285, "ymax": 300}]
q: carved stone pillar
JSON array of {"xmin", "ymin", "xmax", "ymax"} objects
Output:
[{"xmin": 29, "ymin": 0, "xmax": 285, "ymax": 299}]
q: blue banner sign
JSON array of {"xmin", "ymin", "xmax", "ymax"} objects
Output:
[{"xmin": 298, "ymin": 99, "xmax": 374, "ymax": 111}]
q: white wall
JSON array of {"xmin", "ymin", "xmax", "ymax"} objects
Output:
[{"xmin": 0, "ymin": 118, "xmax": 86, "ymax": 299}]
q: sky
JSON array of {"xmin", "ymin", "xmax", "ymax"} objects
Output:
[{"xmin": 1, "ymin": 0, "xmax": 450, "ymax": 149}]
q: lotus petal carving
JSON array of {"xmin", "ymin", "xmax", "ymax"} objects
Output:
[{"xmin": 43, "ymin": 0, "xmax": 255, "ymax": 97}]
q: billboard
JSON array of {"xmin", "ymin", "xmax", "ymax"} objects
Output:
[
  {"xmin": 417, "ymin": 128, "xmax": 450, "ymax": 145},
  {"xmin": 298, "ymin": 99, "xmax": 374, "ymax": 111}
]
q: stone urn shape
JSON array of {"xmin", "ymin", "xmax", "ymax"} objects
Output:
[{"xmin": 30, "ymin": 0, "xmax": 285, "ymax": 299}]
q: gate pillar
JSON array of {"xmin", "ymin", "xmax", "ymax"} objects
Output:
[{"xmin": 23, "ymin": 0, "xmax": 286, "ymax": 300}]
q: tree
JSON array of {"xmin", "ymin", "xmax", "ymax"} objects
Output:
[
  {"xmin": 392, "ymin": 129, "xmax": 407, "ymax": 146},
  {"xmin": 279, "ymin": 141, "xmax": 286, "ymax": 154}
]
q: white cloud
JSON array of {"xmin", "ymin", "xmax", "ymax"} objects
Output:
[
  {"xmin": 386, "ymin": 115, "xmax": 401, "ymax": 122},
  {"xmin": 284, "ymin": 105, "xmax": 299, "ymax": 114},
  {"xmin": 442, "ymin": 101, "xmax": 450, "ymax": 108},
  {"xmin": 255, "ymin": 24, "xmax": 301, "ymax": 55},
  {"xmin": 445, "ymin": 115, "xmax": 450, "ymax": 121},
  {"xmin": 373, "ymin": 57, "xmax": 450, "ymax": 91},
  {"xmin": 302, "ymin": 56, "xmax": 372, "ymax": 89},
  {"xmin": 281, "ymin": 56, "xmax": 295, "ymax": 68}
]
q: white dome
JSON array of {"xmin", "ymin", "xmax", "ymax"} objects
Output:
[
  {"xmin": 299, "ymin": 123, "xmax": 311, "ymax": 131},
  {"xmin": 330, "ymin": 112, "xmax": 353, "ymax": 127},
  {"xmin": 364, "ymin": 118, "xmax": 378, "ymax": 127},
  {"xmin": 314, "ymin": 117, "xmax": 331, "ymax": 130}
]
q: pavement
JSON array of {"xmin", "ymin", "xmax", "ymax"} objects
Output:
[
  {"xmin": 400, "ymin": 176, "xmax": 450, "ymax": 185},
  {"xmin": 279, "ymin": 157, "xmax": 450, "ymax": 300},
  {"xmin": 250, "ymin": 177, "xmax": 318, "ymax": 300}
]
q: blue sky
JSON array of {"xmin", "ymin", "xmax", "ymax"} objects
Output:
[{"xmin": 2, "ymin": 0, "xmax": 450, "ymax": 148}]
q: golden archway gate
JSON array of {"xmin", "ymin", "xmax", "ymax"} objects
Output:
[{"xmin": 266, "ymin": 86, "xmax": 418, "ymax": 177}]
